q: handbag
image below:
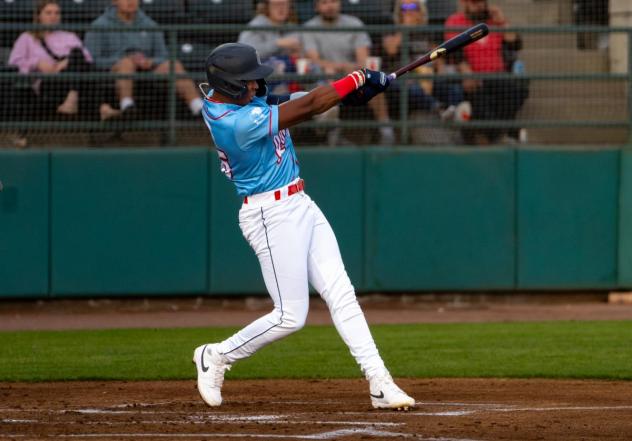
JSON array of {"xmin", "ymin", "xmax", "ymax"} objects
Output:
[{"xmin": 40, "ymin": 38, "xmax": 92, "ymax": 72}]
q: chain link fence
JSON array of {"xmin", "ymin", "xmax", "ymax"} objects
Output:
[{"xmin": 0, "ymin": 0, "xmax": 628, "ymax": 148}]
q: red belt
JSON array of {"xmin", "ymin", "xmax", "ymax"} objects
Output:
[{"xmin": 244, "ymin": 179, "xmax": 305, "ymax": 204}]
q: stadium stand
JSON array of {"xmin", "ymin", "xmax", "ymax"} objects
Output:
[
  {"xmin": 339, "ymin": 0, "xmax": 393, "ymax": 25},
  {"xmin": 57, "ymin": 0, "xmax": 110, "ymax": 23},
  {"xmin": 0, "ymin": 0, "xmax": 629, "ymax": 147},
  {"xmin": 0, "ymin": 0, "xmax": 33, "ymax": 48},
  {"xmin": 183, "ymin": 0, "xmax": 254, "ymax": 46},
  {"xmin": 138, "ymin": 0, "xmax": 185, "ymax": 24}
]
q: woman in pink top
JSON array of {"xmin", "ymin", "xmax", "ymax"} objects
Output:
[{"xmin": 9, "ymin": 0, "xmax": 120, "ymax": 121}]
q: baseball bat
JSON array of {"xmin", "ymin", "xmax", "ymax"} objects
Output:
[{"xmin": 388, "ymin": 23, "xmax": 489, "ymax": 81}]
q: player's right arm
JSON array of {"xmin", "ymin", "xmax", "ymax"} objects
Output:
[
  {"xmin": 277, "ymin": 69, "xmax": 391, "ymax": 130},
  {"xmin": 277, "ymin": 83, "xmax": 345, "ymax": 130}
]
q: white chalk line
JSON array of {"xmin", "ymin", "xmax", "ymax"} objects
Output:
[
  {"xmin": 1, "ymin": 417, "xmax": 403, "ymax": 427},
  {"xmin": 0, "ymin": 430, "xmax": 479, "ymax": 440},
  {"xmin": 1, "ymin": 429, "xmax": 412, "ymax": 439},
  {"xmin": 4, "ymin": 403, "xmax": 632, "ymax": 417}
]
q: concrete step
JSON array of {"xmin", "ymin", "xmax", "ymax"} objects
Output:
[
  {"xmin": 528, "ymin": 80, "xmax": 628, "ymax": 99},
  {"xmin": 493, "ymin": 0, "xmax": 561, "ymax": 25},
  {"xmin": 526, "ymin": 127, "xmax": 628, "ymax": 144},
  {"xmin": 519, "ymin": 97, "xmax": 627, "ymax": 120},
  {"xmin": 520, "ymin": 48, "xmax": 609, "ymax": 73},
  {"xmin": 522, "ymin": 33, "xmax": 578, "ymax": 50}
]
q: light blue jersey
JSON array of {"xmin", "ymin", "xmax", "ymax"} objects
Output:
[{"xmin": 202, "ymin": 95, "xmax": 300, "ymax": 197}]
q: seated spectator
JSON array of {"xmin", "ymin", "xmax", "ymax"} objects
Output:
[
  {"xmin": 302, "ymin": 0, "xmax": 396, "ymax": 145},
  {"xmin": 8, "ymin": 0, "xmax": 121, "ymax": 124},
  {"xmin": 445, "ymin": 0, "xmax": 528, "ymax": 145},
  {"xmin": 382, "ymin": 0, "xmax": 468, "ymax": 122},
  {"xmin": 574, "ymin": 0, "xmax": 609, "ymax": 50},
  {"xmin": 238, "ymin": 0, "xmax": 302, "ymax": 94},
  {"xmin": 84, "ymin": 0, "xmax": 203, "ymax": 118}
]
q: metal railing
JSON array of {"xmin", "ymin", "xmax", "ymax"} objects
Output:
[{"xmin": 0, "ymin": 23, "xmax": 630, "ymax": 146}]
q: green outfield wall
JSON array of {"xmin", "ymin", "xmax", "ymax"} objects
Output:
[
  {"xmin": 50, "ymin": 149, "xmax": 208, "ymax": 296},
  {"xmin": 517, "ymin": 148, "xmax": 620, "ymax": 289},
  {"xmin": 0, "ymin": 151, "xmax": 49, "ymax": 297},
  {"xmin": 620, "ymin": 149, "xmax": 632, "ymax": 287},
  {"xmin": 0, "ymin": 146, "xmax": 630, "ymax": 298}
]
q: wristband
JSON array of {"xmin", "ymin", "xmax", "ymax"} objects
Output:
[{"xmin": 332, "ymin": 70, "xmax": 365, "ymax": 98}]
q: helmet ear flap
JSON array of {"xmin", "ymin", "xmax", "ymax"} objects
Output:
[{"xmin": 255, "ymin": 78, "xmax": 268, "ymax": 97}]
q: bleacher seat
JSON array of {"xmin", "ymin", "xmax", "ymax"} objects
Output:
[
  {"xmin": 140, "ymin": 0, "xmax": 185, "ymax": 24},
  {"xmin": 183, "ymin": 0, "xmax": 253, "ymax": 46},
  {"xmin": 340, "ymin": 0, "xmax": 393, "ymax": 25},
  {"xmin": 1, "ymin": 0, "xmax": 34, "ymax": 47},
  {"xmin": 178, "ymin": 41, "xmax": 213, "ymax": 72},
  {"xmin": 295, "ymin": 0, "xmax": 314, "ymax": 23},
  {"xmin": 0, "ymin": 0, "xmax": 34, "ymax": 22},
  {"xmin": 186, "ymin": 0, "xmax": 253, "ymax": 24},
  {"xmin": 58, "ymin": 0, "xmax": 110, "ymax": 23},
  {"xmin": 426, "ymin": 0, "xmax": 457, "ymax": 23}
]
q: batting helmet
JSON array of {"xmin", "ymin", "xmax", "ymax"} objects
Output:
[{"xmin": 205, "ymin": 43, "xmax": 274, "ymax": 100}]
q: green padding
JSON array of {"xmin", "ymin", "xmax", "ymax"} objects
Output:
[
  {"xmin": 299, "ymin": 149, "xmax": 365, "ymax": 289},
  {"xmin": 0, "ymin": 151, "xmax": 49, "ymax": 298},
  {"xmin": 51, "ymin": 148, "xmax": 208, "ymax": 296},
  {"xmin": 365, "ymin": 148, "xmax": 515, "ymax": 291},
  {"xmin": 208, "ymin": 148, "xmax": 365, "ymax": 294},
  {"xmin": 619, "ymin": 150, "xmax": 632, "ymax": 287},
  {"xmin": 208, "ymin": 157, "xmax": 262, "ymax": 294},
  {"xmin": 517, "ymin": 148, "xmax": 619, "ymax": 289}
]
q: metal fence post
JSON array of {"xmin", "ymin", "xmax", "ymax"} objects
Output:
[
  {"xmin": 167, "ymin": 29, "xmax": 177, "ymax": 146},
  {"xmin": 628, "ymin": 29, "xmax": 632, "ymax": 146},
  {"xmin": 399, "ymin": 28, "xmax": 410, "ymax": 145}
]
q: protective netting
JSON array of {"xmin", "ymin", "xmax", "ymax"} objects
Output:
[{"xmin": 0, "ymin": 0, "xmax": 627, "ymax": 148}]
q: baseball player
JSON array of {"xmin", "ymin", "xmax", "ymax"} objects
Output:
[{"xmin": 193, "ymin": 43, "xmax": 415, "ymax": 410}]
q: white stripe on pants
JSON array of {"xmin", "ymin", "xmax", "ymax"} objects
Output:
[{"xmin": 217, "ymin": 191, "xmax": 386, "ymax": 378}]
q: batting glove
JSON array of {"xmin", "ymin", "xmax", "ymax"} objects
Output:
[{"xmin": 342, "ymin": 69, "xmax": 391, "ymax": 106}]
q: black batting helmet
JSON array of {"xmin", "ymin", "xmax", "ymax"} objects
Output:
[{"xmin": 205, "ymin": 43, "xmax": 273, "ymax": 100}]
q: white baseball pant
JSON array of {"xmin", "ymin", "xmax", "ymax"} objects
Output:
[{"xmin": 216, "ymin": 180, "xmax": 386, "ymax": 378}]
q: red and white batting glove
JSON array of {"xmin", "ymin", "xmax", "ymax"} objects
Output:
[{"xmin": 331, "ymin": 70, "xmax": 366, "ymax": 99}]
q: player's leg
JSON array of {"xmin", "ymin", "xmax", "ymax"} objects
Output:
[
  {"xmin": 153, "ymin": 61, "xmax": 203, "ymax": 115},
  {"xmin": 367, "ymin": 94, "xmax": 395, "ymax": 145},
  {"xmin": 194, "ymin": 197, "xmax": 312, "ymax": 406},
  {"xmin": 111, "ymin": 56, "xmax": 136, "ymax": 112},
  {"xmin": 305, "ymin": 197, "xmax": 415, "ymax": 409}
]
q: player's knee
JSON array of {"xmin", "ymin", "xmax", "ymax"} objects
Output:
[
  {"xmin": 278, "ymin": 305, "xmax": 308, "ymax": 333},
  {"xmin": 113, "ymin": 56, "xmax": 136, "ymax": 72}
]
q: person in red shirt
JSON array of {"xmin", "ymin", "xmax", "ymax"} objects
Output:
[{"xmin": 445, "ymin": 0, "xmax": 528, "ymax": 145}]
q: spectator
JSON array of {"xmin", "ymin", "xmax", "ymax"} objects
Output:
[
  {"xmin": 445, "ymin": 0, "xmax": 528, "ymax": 145},
  {"xmin": 84, "ymin": 0, "xmax": 203, "ymax": 118},
  {"xmin": 8, "ymin": 0, "xmax": 120, "ymax": 123},
  {"xmin": 302, "ymin": 0, "xmax": 396, "ymax": 145},
  {"xmin": 238, "ymin": 0, "xmax": 302, "ymax": 94},
  {"xmin": 574, "ymin": 0, "xmax": 609, "ymax": 50},
  {"xmin": 382, "ymin": 0, "xmax": 468, "ymax": 123}
]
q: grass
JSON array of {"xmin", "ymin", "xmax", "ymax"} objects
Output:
[{"xmin": 0, "ymin": 321, "xmax": 631, "ymax": 382}]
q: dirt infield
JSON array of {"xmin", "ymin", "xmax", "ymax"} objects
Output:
[
  {"xmin": 2, "ymin": 295, "xmax": 632, "ymax": 440},
  {"xmin": 3, "ymin": 293, "xmax": 632, "ymax": 331},
  {"xmin": 2, "ymin": 378, "xmax": 632, "ymax": 440}
]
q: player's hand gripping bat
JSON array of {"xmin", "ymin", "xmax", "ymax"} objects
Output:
[{"xmin": 388, "ymin": 23, "xmax": 489, "ymax": 81}]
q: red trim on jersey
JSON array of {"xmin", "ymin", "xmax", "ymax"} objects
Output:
[{"xmin": 205, "ymin": 109, "xmax": 234, "ymax": 121}]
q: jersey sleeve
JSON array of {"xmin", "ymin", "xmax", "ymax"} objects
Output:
[{"xmin": 234, "ymin": 102, "xmax": 279, "ymax": 149}]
